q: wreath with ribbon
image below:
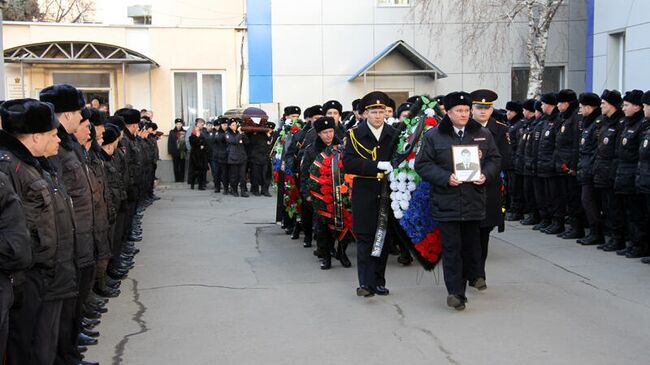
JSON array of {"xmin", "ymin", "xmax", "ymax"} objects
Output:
[
  {"xmin": 389, "ymin": 96, "xmax": 443, "ymax": 270},
  {"xmin": 307, "ymin": 144, "xmax": 355, "ymax": 244},
  {"xmin": 271, "ymin": 118, "xmax": 303, "ymax": 219}
]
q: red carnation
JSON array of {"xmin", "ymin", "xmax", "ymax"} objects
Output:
[
  {"xmin": 407, "ymin": 151, "xmax": 416, "ymax": 160},
  {"xmin": 425, "ymin": 116, "xmax": 438, "ymax": 127},
  {"xmin": 326, "ymin": 204, "xmax": 334, "ymax": 212},
  {"xmin": 322, "ymin": 194, "xmax": 334, "ymax": 204},
  {"xmin": 320, "ymin": 185, "xmax": 333, "ymax": 195}
]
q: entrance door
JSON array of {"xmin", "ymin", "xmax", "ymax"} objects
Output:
[{"xmin": 51, "ymin": 71, "xmax": 113, "ymax": 111}]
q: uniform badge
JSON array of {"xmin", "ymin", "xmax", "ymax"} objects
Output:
[
  {"xmin": 561, "ymin": 126, "xmax": 566, "ymax": 133},
  {"xmin": 622, "ymin": 138, "xmax": 627, "ymax": 146},
  {"xmin": 603, "ymin": 137, "xmax": 609, "ymax": 145},
  {"xmin": 644, "ymin": 140, "xmax": 648, "ymax": 148},
  {"xmin": 545, "ymin": 130, "xmax": 550, "ymax": 137},
  {"xmin": 580, "ymin": 138, "xmax": 585, "ymax": 145}
]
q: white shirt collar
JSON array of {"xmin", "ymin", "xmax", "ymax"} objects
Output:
[
  {"xmin": 453, "ymin": 126, "xmax": 465, "ymax": 135},
  {"xmin": 369, "ymin": 122, "xmax": 384, "ymax": 141}
]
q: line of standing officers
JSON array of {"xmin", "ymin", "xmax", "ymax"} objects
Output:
[
  {"xmin": 505, "ymin": 88, "xmax": 650, "ymax": 264},
  {"xmin": 0, "ymin": 83, "xmax": 158, "ymax": 365}
]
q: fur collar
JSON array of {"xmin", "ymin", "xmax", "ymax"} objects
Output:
[{"xmin": 0, "ymin": 130, "xmax": 42, "ymax": 171}]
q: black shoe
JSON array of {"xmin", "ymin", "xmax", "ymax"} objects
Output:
[
  {"xmin": 251, "ymin": 190, "xmax": 260, "ymax": 196},
  {"xmin": 397, "ymin": 255, "xmax": 413, "ymax": 266},
  {"xmin": 640, "ymin": 257, "xmax": 650, "ymax": 264},
  {"xmin": 579, "ymin": 231, "xmax": 604, "ymax": 246},
  {"xmin": 291, "ymin": 232, "xmax": 300, "ymax": 240},
  {"xmin": 356, "ymin": 286, "xmax": 375, "ymax": 297},
  {"xmin": 82, "ymin": 328, "xmax": 99, "ymax": 338},
  {"xmin": 532, "ymin": 220, "xmax": 550, "ymax": 231},
  {"xmin": 78, "ymin": 333, "xmax": 98, "ymax": 346},
  {"xmin": 262, "ymin": 191, "xmax": 272, "ymax": 197},
  {"xmin": 128, "ymin": 235, "xmax": 142, "ymax": 242},
  {"xmin": 338, "ymin": 251, "xmax": 352, "ymax": 268},
  {"xmin": 616, "ymin": 246, "xmax": 630, "ymax": 256},
  {"xmin": 506, "ymin": 212, "xmax": 524, "ymax": 221},
  {"xmin": 521, "ymin": 215, "xmax": 540, "ymax": 225},
  {"xmin": 625, "ymin": 246, "xmax": 647, "ymax": 258},
  {"xmin": 77, "ymin": 360, "xmax": 99, "ymax": 365},
  {"xmin": 214, "ymin": 186, "xmax": 221, "ymax": 193},
  {"xmin": 562, "ymin": 227, "xmax": 585, "ymax": 239},
  {"xmin": 223, "ymin": 188, "xmax": 230, "ymax": 195},
  {"xmin": 241, "ymin": 191, "xmax": 249, "ymax": 198},
  {"xmin": 107, "ymin": 269, "xmax": 127, "ymax": 281},
  {"xmin": 190, "ymin": 184, "xmax": 195, "ymax": 190},
  {"xmin": 231, "ymin": 191, "xmax": 240, "ymax": 197},
  {"xmin": 84, "ymin": 310, "xmax": 102, "ymax": 320},
  {"xmin": 303, "ymin": 240, "xmax": 312, "ymax": 248},
  {"xmin": 82, "ymin": 318, "xmax": 101, "ymax": 328},
  {"xmin": 470, "ymin": 277, "xmax": 487, "ymax": 291},
  {"xmin": 320, "ymin": 258, "xmax": 331, "ymax": 270},
  {"xmin": 544, "ymin": 222, "xmax": 565, "ymax": 235},
  {"xmin": 447, "ymin": 295, "xmax": 466, "ymax": 311},
  {"xmin": 95, "ymin": 287, "xmax": 120, "ymax": 298},
  {"xmin": 602, "ymin": 242, "xmax": 625, "ymax": 252},
  {"xmin": 373, "ymin": 286, "xmax": 389, "ymax": 296},
  {"xmin": 284, "ymin": 227, "xmax": 293, "ymax": 235},
  {"xmin": 313, "ymin": 249, "xmax": 323, "ymax": 258},
  {"xmin": 77, "ymin": 346, "xmax": 88, "ymax": 353},
  {"xmin": 86, "ymin": 302, "xmax": 108, "ymax": 313}
]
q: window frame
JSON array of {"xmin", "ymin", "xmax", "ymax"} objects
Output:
[
  {"xmin": 510, "ymin": 65, "xmax": 565, "ymax": 101},
  {"xmin": 49, "ymin": 69, "xmax": 115, "ymax": 108},
  {"xmin": 171, "ymin": 70, "xmax": 227, "ymax": 128}
]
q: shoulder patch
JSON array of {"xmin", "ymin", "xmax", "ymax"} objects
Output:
[{"xmin": 496, "ymin": 121, "xmax": 508, "ymax": 128}]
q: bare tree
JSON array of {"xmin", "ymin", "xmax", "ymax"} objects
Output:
[
  {"xmin": 37, "ymin": 0, "xmax": 95, "ymax": 23},
  {"xmin": 414, "ymin": 0, "xmax": 565, "ymax": 99}
]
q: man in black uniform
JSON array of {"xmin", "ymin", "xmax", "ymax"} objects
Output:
[
  {"xmin": 576, "ymin": 93, "xmax": 604, "ymax": 245},
  {"xmin": 246, "ymin": 126, "xmax": 273, "ymax": 197},
  {"xmin": 635, "ymin": 90, "xmax": 650, "ymax": 264},
  {"xmin": 168, "ymin": 118, "xmax": 186, "ymax": 182},
  {"xmin": 343, "ymin": 91, "xmax": 399, "ymax": 298},
  {"xmin": 554, "ymin": 89, "xmax": 584, "ymax": 239},
  {"xmin": 530, "ymin": 101, "xmax": 551, "ymax": 230},
  {"xmin": 504, "ymin": 100, "xmax": 526, "ymax": 221},
  {"xmin": 469, "ymin": 89, "xmax": 509, "ymax": 291},
  {"xmin": 614, "ymin": 90, "xmax": 648, "ymax": 258},
  {"xmin": 594, "ymin": 90, "xmax": 625, "ymax": 252},
  {"xmin": 519, "ymin": 99, "xmax": 540, "ymax": 225},
  {"xmin": 415, "ymin": 91, "xmax": 501, "ymax": 310},
  {"xmin": 0, "ymin": 98, "xmax": 64, "ymax": 364},
  {"xmin": 344, "ymin": 99, "xmax": 362, "ymax": 130},
  {"xmin": 536, "ymin": 93, "xmax": 564, "ymax": 235}
]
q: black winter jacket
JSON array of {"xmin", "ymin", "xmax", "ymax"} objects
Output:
[
  {"xmin": 614, "ymin": 110, "xmax": 647, "ymax": 194},
  {"xmin": 0, "ymin": 170, "xmax": 32, "ymax": 275},
  {"xmin": 225, "ymin": 130, "xmax": 249, "ymax": 165},
  {"xmin": 554, "ymin": 102, "xmax": 581, "ymax": 174},
  {"xmin": 536, "ymin": 109, "xmax": 561, "ymax": 177},
  {"xmin": 576, "ymin": 109, "xmax": 602, "ymax": 184},
  {"xmin": 635, "ymin": 122, "xmax": 650, "ymax": 194},
  {"xmin": 415, "ymin": 116, "xmax": 501, "ymax": 222},
  {"xmin": 593, "ymin": 110, "xmax": 624, "ymax": 189}
]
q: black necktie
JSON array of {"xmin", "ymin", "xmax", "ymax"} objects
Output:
[{"xmin": 458, "ymin": 130, "xmax": 463, "ymax": 139}]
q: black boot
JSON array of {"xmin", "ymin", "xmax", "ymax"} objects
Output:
[
  {"xmin": 602, "ymin": 237, "xmax": 625, "ymax": 252},
  {"xmin": 578, "ymin": 227, "xmax": 604, "ymax": 245},
  {"xmin": 320, "ymin": 256, "xmax": 331, "ymax": 270},
  {"xmin": 337, "ymin": 242, "xmax": 352, "ymax": 268},
  {"xmin": 562, "ymin": 222, "xmax": 585, "ymax": 239},
  {"xmin": 291, "ymin": 223, "xmax": 301, "ymax": 240},
  {"xmin": 532, "ymin": 219, "xmax": 550, "ymax": 231},
  {"xmin": 521, "ymin": 214, "xmax": 540, "ymax": 225},
  {"xmin": 544, "ymin": 218, "xmax": 565, "ymax": 235}
]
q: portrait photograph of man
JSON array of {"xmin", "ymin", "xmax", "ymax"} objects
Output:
[{"xmin": 453, "ymin": 145, "xmax": 481, "ymax": 182}]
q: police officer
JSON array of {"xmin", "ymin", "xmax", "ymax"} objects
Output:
[
  {"xmin": 519, "ymin": 99, "xmax": 541, "ymax": 226},
  {"xmin": 504, "ymin": 100, "xmax": 526, "ymax": 221},
  {"xmin": 415, "ymin": 91, "xmax": 501, "ymax": 310},
  {"xmin": 0, "ymin": 98, "xmax": 63, "ymax": 364},
  {"xmin": 635, "ymin": 90, "xmax": 650, "ymax": 264},
  {"xmin": 614, "ymin": 90, "xmax": 648, "ymax": 258},
  {"xmin": 343, "ymin": 91, "xmax": 399, "ymax": 298},
  {"xmin": 576, "ymin": 93, "xmax": 604, "ymax": 246},
  {"xmin": 246, "ymin": 124, "xmax": 273, "ymax": 197},
  {"xmin": 469, "ymin": 89, "xmax": 509, "ymax": 290},
  {"xmin": 344, "ymin": 99, "xmax": 362, "ymax": 130},
  {"xmin": 530, "ymin": 101, "xmax": 551, "ymax": 230},
  {"xmin": 554, "ymin": 89, "xmax": 584, "ymax": 239},
  {"xmin": 593, "ymin": 90, "xmax": 625, "ymax": 252},
  {"xmin": 536, "ymin": 93, "xmax": 563, "ymax": 235}
]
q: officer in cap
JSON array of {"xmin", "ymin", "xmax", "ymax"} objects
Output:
[
  {"xmin": 504, "ymin": 100, "xmax": 526, "ymax": 222},
  {"xmin": 593, "ymin": 90, "xmax": 625, "ymax": 252},
  {"xmin": 392, "ymin": 102, "xmax": 413, "ymax": 132},
  {"xmin": 576, "ymin": 92, "xmax": 604, "ymax": 246},
  {"xmin": 469, "ymin": 89, "xmax": 509, "ymax": 291},
  {"xmin": 415, "ymin": 91, "xmax": 501, "ymax": 310},
  {"xmin": 344, "ymin": 99, "xmax": 362, "ymax": 130},
  {"xmin": 342, "ymin": 91, "xmax": 399, "ymax": 298},
  {"xmin": 518, "ymin": 99, "xmax": 540, "ymax": 225},
  {"xmin": 614, "ymin": 90, "xmax": 648, "ymax": 258}
]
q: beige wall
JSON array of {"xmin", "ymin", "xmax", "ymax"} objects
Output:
[{"xmin": 3, "ymin": 22, "xmax": 245, "ymax": 159}]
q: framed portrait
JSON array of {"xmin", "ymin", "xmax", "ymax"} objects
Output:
[{"xmin": 452, "ymin": 145, "xmax": 481, "ymax": 182}]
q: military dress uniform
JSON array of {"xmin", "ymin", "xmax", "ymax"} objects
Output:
[{"xmin": 342, "ymin": 91, "xmax": 399, "ymax": 297}]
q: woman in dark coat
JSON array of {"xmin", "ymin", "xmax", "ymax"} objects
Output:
[
  {"xmin": 225, "ymin": 118, "xmax": 249, "ymax": 197},
  {"xmin": 188, "ymin": 127, "xmax": 209, "ymax": 190},
  {"xmin": 167, "ymin": 118, "xmax": 187, "ymax": 182}
]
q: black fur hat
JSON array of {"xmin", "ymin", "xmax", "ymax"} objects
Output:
[
  {"xmin": 600, "ymin": 89, "xmax": 622, "ymax": 107},
  {"xmin": 578, "ymin": 92, "xmax": 601, "ymax": 107},
  {"xmin": 556, "ymin": 89, "xmax": 577, "ymax": 103},
  {"xmin": 0, "ymin": 98, "xmax": 59, "ymax": 134},
  {"xmin": 442, "ymin": 91, "xmax": 472, "ymax": 111},
  {"xmin": 313, "ymin": 117, "xmax": 336, "ymax": 133},
  {"xmin": 623, "ymin": 89, "xmax": 644, "ymax": 106},
  {"xmin": 505, "ymin": 101, "xmax": 523, "ymax": 113},
  {"xmin": 114, "ymin": 108, "xmax": 141, "ymax": 125},
  {"xmin": 39, "ymin": 84, "xmax": 85, "ymax": 113},
  {"xmin": 322, "ymin": 100, "xmax": 343, "ymax": 114},
  {"xmin": 106, "ymin": 115, "xmax": 126, "ymax": 131}
]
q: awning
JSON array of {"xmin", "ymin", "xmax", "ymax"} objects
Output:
[
  {"xmin": 348, "ymin": 40, "xmax": 446, "ymax": 81},
  {"xmin": 4, "ymin": 41, "xmax": 159, "ymax": 66}
]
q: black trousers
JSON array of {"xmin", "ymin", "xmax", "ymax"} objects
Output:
[
  {"xmin": 218, "ymin": 163, "xmax": 229, "ymax": 190},
  {"xmin": 250, "ymin": 163, "xmax": 269, "ymax": 193},
  {"xmin": 547, "ymin": 176, "xmax": 567, "ymax": 220},
  {"xmin": 581, "ymin": 183, "xmax": 602, "ymax": 231},
  {"xmin": 228, "ymin": 163, "xmax": 246, "ymax": 192},
  {"xmin": 621, "ymin": 193, "xmax": 649, "ymax": 249},
  {"xmin": 523, "ymin": 174, "xmax": 538, "ymax": 216},
  {"xmin": 598, "ymin": 188, "xmax": 625, "ymax": 239},
  {"xmin": 478, "ymin": 227, "xmax": 493, "ymax": 280},
  {"xmin": 189, "ymin": 168, "xmax": 207, "ymax": 188},
  {"xmin": 300, "ymin": 201, "xmax": 313, "ymax": 241},
  {"xmin": 315, "ymin": 219, "xmax": 335, "ymax": 258},
  {"xmin": 356, "ymin": 233, "xmax": 389, "ymax": 288},
  {"xmin": 55, "ymin": 296, "xmax": 79, "ymax": 365},
  {"xmin": 439, "ymin": 221, "xmax": 481, "ymax": 296},
  {"xmin": 509, "ymin": 172, "xmax": 525, "ymax": 215},
  {"xmin": 209, "ymin": 160, "xmax": 219, "ymax": 186},
  {"xmin": 7, "ymin": 270, "xmax": 63, "ymax": 365},
  {"xmin": 0, "ymin": 274, "xmax": 12, "ymax": 359},
  {"xmin": 533, "ymin": 177, "xmax": 550, "ymax": 220},
  {"xmin": 172, "ymin": 155, "xmax": 185, "ymax": 182}
]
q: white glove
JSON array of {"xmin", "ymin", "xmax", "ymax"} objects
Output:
[{"xmin": 377, "ymin": 161, "xmax": 393, "ymax": 173}]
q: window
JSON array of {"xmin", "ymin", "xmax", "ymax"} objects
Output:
[
  {"xmin": 52, "ymin": 71, "xmax": 113, "ymax": 110},
  {"xmin": 607, "ymin": 32, "xmax": 625, "ymax": 91},
  {"xmin": 511, "ymin": 66, "xmax": 565, "ymax": 101},
  {"xmin": 377, "ymin": 0, "xmax": 410, "ymax": 7},
  {"xmin": 173, "ymin": 71, "xmax": 225, "ymax": 127}
]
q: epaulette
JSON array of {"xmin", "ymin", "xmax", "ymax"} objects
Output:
[{"xmin": 496, "ymin": 121, "xmax": 509, "ymax": 128}]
